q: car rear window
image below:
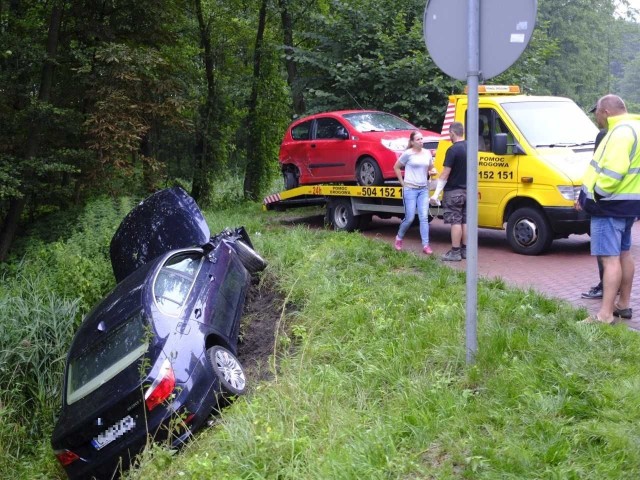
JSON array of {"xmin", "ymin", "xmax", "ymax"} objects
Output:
[
  {"xmin": 291, "ymin": 120, "xmax": 312, "ymax": 140},
  {"xmin": 154, "ymin": 252, "xmax": 203, "ymax": 316},
  {"xmin": 66, "ymin": 312, "xmax": 148, "ymax": 405}
]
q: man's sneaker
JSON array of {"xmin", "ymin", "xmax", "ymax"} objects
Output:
[
  {"xmin": 441, "ymin": 249, "xmax": 462, "ymax": 262},
  {"xmin": 394, "ymin": 237, "xmax": 403, "ymax": 251},
  {"xmin": 461, "ymin": 246, "xmax": 467, "ymax": 259},
  {"xmin": 423, "ymin": 245, "xmax": 433, "ymax": 255},
  {"xmin": 581, "ymin": 285, "xmax": 603, "ymax": 299}
]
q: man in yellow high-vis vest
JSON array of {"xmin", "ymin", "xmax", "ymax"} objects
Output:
[{"xmin": 577, "ymin": 94, "xmax": 640, "ymax": 324}]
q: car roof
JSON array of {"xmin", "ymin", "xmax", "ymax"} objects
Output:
[{"xmin": 110, "ymin": 187, "xmax": 210, "ymax": 283}]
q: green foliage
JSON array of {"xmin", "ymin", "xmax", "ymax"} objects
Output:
[
  {"xmin": 295, "ymin": 0, "xmax": 453, "ymax": 129},
  {"xmin": 535, "ymin": 0, "xmax": 617, "ymax": 107},
  {"xmin": 5, "ymin": 196, "xmax": 136, "ymax": 311}
]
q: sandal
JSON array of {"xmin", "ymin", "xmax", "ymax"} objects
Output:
[
  {"xmin": 579, "ymin": 315, "xmax": 615, "ymax": 325},
  {"xmin": 613, "ymin": 306, "xmax": 632, "ymax": 319}
]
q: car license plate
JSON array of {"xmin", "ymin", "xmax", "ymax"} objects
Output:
[{"xmin": 91, "ymin": 415, "xmax": 136, "ymax": 450}]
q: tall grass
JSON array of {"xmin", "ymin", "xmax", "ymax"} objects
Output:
[
  {"xmin": 130, "ymin": 223, "xmax": 640, "ymax": 479},
  {"xmin": 0, "ymin": 195, "xmax": 137, "ymax": 477}
]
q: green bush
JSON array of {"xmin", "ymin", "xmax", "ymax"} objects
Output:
[{"xmin": 0, "ymin": 195, "xmax": 138, "ymax": 477}]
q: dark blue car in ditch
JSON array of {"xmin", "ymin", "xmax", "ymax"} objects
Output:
[{"xmin": 51, "ymin": 187, "xmax": 266, "ymax": 479}]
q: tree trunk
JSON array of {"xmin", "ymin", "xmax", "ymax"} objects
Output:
[
  {"xmin": 243, "ymin": 0, "xmax": 268, "ymax": 201},
  {"xmin": 279, "ymin": 0, "xmax": 305, "ymax": 115},
  {"xmin": 0, "ymin": 2, "xmax": 63, "ymax": 261},
  {"xmin": 191, "ymin": 0, "xmax": 220, "ymax": 207}
]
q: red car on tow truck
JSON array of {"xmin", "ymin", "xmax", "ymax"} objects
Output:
[{"xmin": 279, "ymin": 110, "xmax": 439, "ymax": 188}]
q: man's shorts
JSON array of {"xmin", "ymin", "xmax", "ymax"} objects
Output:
[
  {"xmin": 443, "ymin": 188, "xmax": 467, "ymax": 225},
  {"xmin": 590, "ymin": 216, "xmax": 635, "ymax": 256}
]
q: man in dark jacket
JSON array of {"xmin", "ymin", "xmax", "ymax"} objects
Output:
[{"xmin": 581, "ymin": 124, "xmax": 607, "ymax": 300}]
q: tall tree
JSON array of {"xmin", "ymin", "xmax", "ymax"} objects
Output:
[
  {"xmin": 0, "ymin": 0, "xmax": 67, "ymax": 260},
  {"xmin": 279, "ymin": 0, "xmax": 306, "ymax": 115},
  {"xmin": 243, "ymin": 0, "xmax": 269, "ymax": 200},
  {"xmin": 243, "ymin": 0, "xmax": 290, "ymax": 200}
]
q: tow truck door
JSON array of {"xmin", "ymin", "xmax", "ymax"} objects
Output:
[{"xmin": 474, "ymin": 108, "xmax": 519, "ymax": 228}]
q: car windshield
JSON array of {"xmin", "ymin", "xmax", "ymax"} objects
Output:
[
  {"xmin": 343, "ymin": 112, "xmax": 415, "ymax": 132},
  {"xmin": 501, "ymin": 100, "xmax": 598, "ymax": 148},
  {"xmin": 66, "ymin": 311, "xmax": 148, "ymax": 405}
]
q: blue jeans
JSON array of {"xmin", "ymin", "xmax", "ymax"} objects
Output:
[
  {"xmin": 590, "ymin": 216, "xmax": 635, "ymax": 256},
  {"xmin": 397, "ymin": 186, "xmax": 430, "ymax": 246}
]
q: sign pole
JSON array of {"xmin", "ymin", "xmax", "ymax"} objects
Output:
[{"xmin": 465, "ymin": 0, "xmax": 479, "ymax": 364}]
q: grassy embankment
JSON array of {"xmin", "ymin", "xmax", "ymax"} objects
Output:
[{"xmin": 1, "ymin": 189, "xmax": 640, "ymax": 479}]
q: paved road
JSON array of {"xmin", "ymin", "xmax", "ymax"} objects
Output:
[{"xmin": 361, "ymin": 216, "xmax": 640, "ymax": 330}]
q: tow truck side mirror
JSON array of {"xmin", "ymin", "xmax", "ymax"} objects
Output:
[{"xmin": 493, "ymin": 133, "xmax": 508, "ymax": 155}]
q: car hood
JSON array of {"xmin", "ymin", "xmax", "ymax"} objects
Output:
[
  {"xmin": 110, "ymin": 187, "xmax": 210, "ymax": 283},
  {"xmin": 534, "ymin": 146, "xmax": 593, "ymax": 184}
]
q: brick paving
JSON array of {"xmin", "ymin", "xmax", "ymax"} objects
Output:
[{"xmin": 363, "ymin": 217, "xmax": 640, "ymax": 331}]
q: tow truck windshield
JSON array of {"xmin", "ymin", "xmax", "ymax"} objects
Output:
[{"xmin": 502, "ymin": 100, "xmax": 598, "ymax": 149}]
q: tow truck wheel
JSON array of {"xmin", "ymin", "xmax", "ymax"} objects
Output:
[
  {"xmin": 329, "ymin": 198, "xmax": 359, "ymax": 231},
  {"xmin": 356, "ymin": 157, "xmax": 383, "ymax": 186},
  {"xmin": 506, "ymin": 207, "xmax": 553, "ymax": 255}
]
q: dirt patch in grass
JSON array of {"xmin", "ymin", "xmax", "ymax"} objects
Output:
[{"xmin": 237, "ymin": 278, "xmax": 294, "ymax": 386}]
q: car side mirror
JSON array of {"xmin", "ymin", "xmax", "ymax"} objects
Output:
[
  {"xmin": 493, "ymin": 133, "xmax": 508, "ymax": 155},
  {"xmin": 336, "ymin": 127, "xmax": 349, "ymax": 140}
]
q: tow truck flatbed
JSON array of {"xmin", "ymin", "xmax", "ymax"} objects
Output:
[{"xmin": 263, "ymin": 184, "xmax": 415, "ymax": 231}]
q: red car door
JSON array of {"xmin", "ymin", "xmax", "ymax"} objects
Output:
[{"xmin": 306, "ymin": 117, "xmax": 354, "ymax": 182}]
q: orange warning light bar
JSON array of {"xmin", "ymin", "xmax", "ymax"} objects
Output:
[{"xmin": 464, "ymin": 85, "xmax": 521, "ymax": 94}]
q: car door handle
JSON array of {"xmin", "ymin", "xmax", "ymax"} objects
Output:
[
  {"xmin": 176, "ymin": 322, "xmax": 191, "ymax": 334},
  {"xmin": 311, "ymin": 144, "xmax": 316, "ymax": 148}
]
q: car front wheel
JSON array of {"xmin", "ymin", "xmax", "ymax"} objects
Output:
[
  {"xmin": 207, "ymin": 346, "xmax": 246, "ymax": 406},
  {"xmin": 233, "ymin": 240, "xmax": 267, "ymax": 274}
]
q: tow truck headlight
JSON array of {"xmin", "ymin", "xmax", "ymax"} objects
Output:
[
  {"xmin": 381, "ymin": 138, "xmax": 408, "ymax": 152},
  {"xmin": 557, "ymin": 186, "xmax": 580, "ymax": 201}
]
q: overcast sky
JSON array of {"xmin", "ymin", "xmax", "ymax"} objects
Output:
[{"xmin": 618, "ymin": 0, "xmax": 640, "ymax": 18}]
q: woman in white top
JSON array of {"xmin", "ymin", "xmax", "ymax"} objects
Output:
[{"xmin": 393, "ymin": 130, "xmax": 436, "ymax": 255}]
